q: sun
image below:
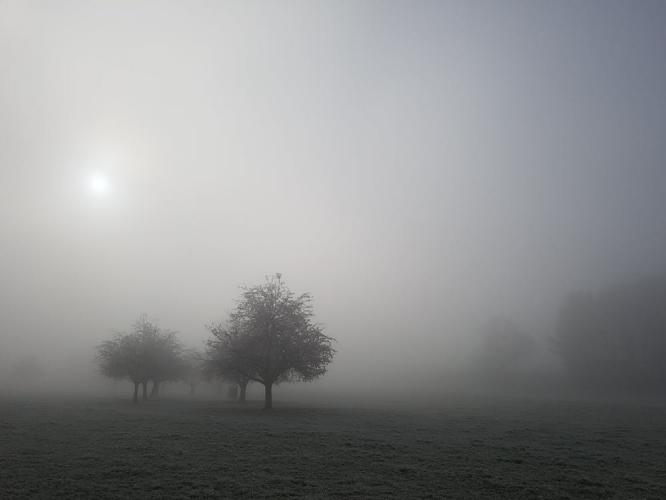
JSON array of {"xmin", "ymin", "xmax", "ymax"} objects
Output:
[{"xmin": 88, "ymin": 173, "xmax": 111, "ymax": 196}]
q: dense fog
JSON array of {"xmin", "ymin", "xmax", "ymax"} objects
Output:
[{"xmin": 2, "ymin": 0, "xmax": 666, "ymax": 402}]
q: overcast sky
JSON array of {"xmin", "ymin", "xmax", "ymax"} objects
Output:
[{"xmin": 1, "ymin": 1, "xmax": 665, "ymax": 381}]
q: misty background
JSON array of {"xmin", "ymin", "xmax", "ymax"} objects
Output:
[{"xmin": 2, "ymin": 0, "xmax": 665, "ymax": 398}]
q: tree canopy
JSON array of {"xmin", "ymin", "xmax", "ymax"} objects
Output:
[
  {"xmin": 205, "ymin": 274, "xmax": 335, "ymax": 409},
  {"xmin": 97, "ymin": 316, "xmax": 184, "ymax": 403}
]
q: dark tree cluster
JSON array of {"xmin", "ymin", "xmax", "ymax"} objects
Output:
[
  {"xmin": 478, "ymin": 317, "xmax": 535, "ymax": 377},
  {"xmin": 555, "ymin": 276, "xmax": 666, "ymax": 393},
  {"xmin": 97, "ymin": 316, "xmax": 203, "ymax": 403},
  {"xmin": 97, "ymin": 276, "xmax": 335, "ymax": 409}
]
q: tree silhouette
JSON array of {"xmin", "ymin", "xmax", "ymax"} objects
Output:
[
  {"xmin": 206, "ymin": 274, "xmax": 335, "ymax": 409},
  {"xmin": 97, "ymin": 316, "xmax": 182, "ymax": 403}
]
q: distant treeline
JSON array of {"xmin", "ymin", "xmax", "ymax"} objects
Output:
[
  {"xmin": 555, "ymin": 276, "xmax": 666, "ymax": 393},
  {"xmin": 476, "ymin": 275, "xmax": 666, "ymax": 395},
  {"xmin": 94, "ymin": 274, "xmax": 666, "ymax": 406}
]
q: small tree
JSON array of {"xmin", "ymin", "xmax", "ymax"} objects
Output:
[
  {"xmin": 142, "ymin": 325, "xmax": 183, "ymax": 399},
  {"xmin": 206, "ymin": 274, "xmax": 335, "ymax": 409},
  {"xmin": 98, "ymin": 332, "xmax": 149, "ymax": 403},
  {"xmin": 97, "ymin": 316, "xmax": 182, "ymax": 403}
]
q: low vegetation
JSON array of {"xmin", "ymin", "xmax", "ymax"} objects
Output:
[{"xmin": 1, "ymin": 395, "xmax": 664, "ymax": 499}]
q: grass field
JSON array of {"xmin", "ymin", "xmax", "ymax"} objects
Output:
[{"xmin": 1, "ymin": 394, "xmax": 665, "ymax": 499}]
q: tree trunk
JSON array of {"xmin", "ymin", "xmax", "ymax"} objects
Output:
[
  {"xmin": 189, "ymin": 383, "xmax": 195, "ymax": 395},
  {"xmin": 151, "ymin": 380, "xmax": 160, "ymax": 399},
  {"xmin": 133, "ymin": 382, "xmax": 139, "ymax": 404},
  {"xmin": 239, "ymin": 381, "xmax": 247, "ymax": 403},
  {"xmin": 142, "ymin": 381, "xmax": 148, "ymax": 400},
  {"xmin": 263, "ymin": 383, "xmax": 273, "ymax": 410}
]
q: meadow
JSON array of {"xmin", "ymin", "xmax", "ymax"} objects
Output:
[{"xmin": 1, "ymin": 394, "xmax": 665, "ymax": 498}]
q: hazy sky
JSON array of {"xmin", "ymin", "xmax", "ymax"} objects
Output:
[{"xmin": 1, "ymin": 1, "xmax": 665, "ymax": 381}]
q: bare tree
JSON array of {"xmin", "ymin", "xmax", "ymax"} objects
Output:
[
  {"xmin": 206, "ymin": 274, "xmax": 336, "ymax": 409},
  {"xmin": 97, "ymin": 316, "xmax": 182, "ymax": 403},
  {"xmin": 143, "ymin": 324, "xmax": 183, "ymax": 399},
  {"xmin": 98, "ymin": 332, "xmax": 149, "ymax": 403}
]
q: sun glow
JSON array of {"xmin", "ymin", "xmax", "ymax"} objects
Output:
[{"xmin": 88, "ymin": 173, "xmax": 111, "ymax": 196}]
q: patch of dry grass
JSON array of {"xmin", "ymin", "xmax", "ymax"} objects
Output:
[{"xmin": 1, "ymin": 395, "xmax": 665, "ymax": 498}]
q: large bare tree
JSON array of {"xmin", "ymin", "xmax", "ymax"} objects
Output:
[{"xmin": 206, "ymin": 274, "xmax": 335, "ymax": 409}]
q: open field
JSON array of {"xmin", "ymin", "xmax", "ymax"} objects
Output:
[{"xmin": 1, "ymin": 394, "xmax": 665, "ymax": 499}]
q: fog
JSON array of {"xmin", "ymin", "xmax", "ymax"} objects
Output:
[{"xmin": 2, "ymin": 1, "xmax": 666, "ymax": 400}]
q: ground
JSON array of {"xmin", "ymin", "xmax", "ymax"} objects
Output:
[{"xmin": 1, "ymin": 394, "xmax": 665, "ymax": 498}]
